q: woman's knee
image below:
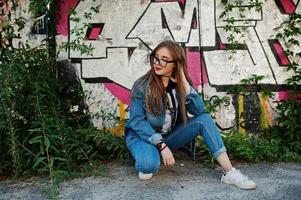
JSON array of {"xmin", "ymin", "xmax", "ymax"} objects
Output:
[
  {"xmin": 192, "ymin": 113, "xmax": 215, "ymax": 126},
  {"xmin": 193, "ymin": 113, "xmax": 212, "ymax": 121},
  {"xmin": 135, "ymin": 155, "xmax": 160, "ymax": 173}
]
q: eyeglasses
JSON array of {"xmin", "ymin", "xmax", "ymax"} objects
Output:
[{"xmin": 150, "ymin": 55, "xmax": 175, "ymax": 68}]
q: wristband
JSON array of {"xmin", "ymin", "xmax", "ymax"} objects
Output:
[
  {"xmin": 156, "ymin": 140, "xmax": 164, "ymax": 150},
  {"xmin": 160, "ymin": 144, "xmax": 167, "ymax": 152}
]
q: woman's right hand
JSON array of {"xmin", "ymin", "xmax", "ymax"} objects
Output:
[{"xmin": 160, "ymin": 144, "xmax": 175, "ymax": 167}]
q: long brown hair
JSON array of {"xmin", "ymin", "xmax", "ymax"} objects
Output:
[{"xmin": 135, "ymin": 40, "xmax": 193, "ymax": 123}]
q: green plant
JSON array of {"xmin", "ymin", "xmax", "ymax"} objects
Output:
[
  {"xmin": 0, "ymin": 45, "xmax": 129, "ymax": 178},
  {"xmin": 204, "ymin": 95, "xmax": 231, "ymax": 115},
  {"xmin": 226, "ymin": 74, "xmax": 274, "ymax": 98},
  {"xmin": 58, "ymin": 2, "xmax": 101, "ymax": 56},
  {"xmin": 270, "ymin": 12, "xmax": 301, "ymax": 154},
  {"xmin": 269, "ymin": 101, "xmax": 301, "ymax": 153},
  {"xmin": 196, "ymin": 2, "xmax": 301, "ymax": 167},
  {"xmin": 195, "ymin": 136, "xmax": 215, "ymax": 168},
  {"xmin": 0, "ymin": 0, "xmax": 126, "ymax": 184},
  {"xmin": 220, "ymin": 0, "xmax": 262, "ymax": 55},
  {"xmin": 1, "ymin": 2, "xmax": 99, "ymax": 180},
  {"xmin": 0, "ymin": 47, "xmax": 102, "ymax": 177},
  {"xmin": 96, "ymin": 130, "xmax": 130, "ymax": 161},
  {"xmin": 29, "ymin": 0, "xmax": 53, "ymax": 17},
  {"xmin": 196, "ymin": 130, "xmax": 300, "ymax": 168},
  {"xmin": 0, "ymin": 3, "xmax": 125, "ymax": 200}
]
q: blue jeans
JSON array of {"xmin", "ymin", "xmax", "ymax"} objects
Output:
[{"xmin": 125, "ymin": 113, "xmax": 227, "ymax": 173}]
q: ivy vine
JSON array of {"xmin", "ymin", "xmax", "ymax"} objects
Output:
[{"xmin": 219, "ymin": 0, "xmax": 262, "ymax": 54}]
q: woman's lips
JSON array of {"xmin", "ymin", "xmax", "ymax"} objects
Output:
[{"xmin": 154, "ymin": 66, "xmax": 162, "ymax": 71}]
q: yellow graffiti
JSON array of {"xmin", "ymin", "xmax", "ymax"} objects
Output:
[
  {"xmin": 259, "ymin": 94, "xmax": 271, "ymax": 129},
  {"xmin": 238, "ymin": 95, "xmax": 246, "ymax": 135},
  {"xmin": 110, "ymin": 100, "xmax": 126, "ymax": 137}
]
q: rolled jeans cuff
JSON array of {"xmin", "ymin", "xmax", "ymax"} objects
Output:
[
  {"xmin": 213, "ymin": 147, "xmax": 227, "ymax": 159},
  {"xmin": 148, "ymin": 133, "xmax": 163, "ymax": 145}
]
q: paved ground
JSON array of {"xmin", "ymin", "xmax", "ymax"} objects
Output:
[{"xmin": 1, "ymin": 154, "xmax": 301, "ymax": 200}]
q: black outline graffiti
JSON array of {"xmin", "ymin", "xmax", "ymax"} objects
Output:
[
  {"xmin": 70, "ymin": 59, "xmax": 130, "ymax": 91},
  {"xmin": 253, "ymin": 25, "xmax": 278, "ymax": 84},
  {"xmin": 67, "ymin": 0, "xmax": 300, "ymax": 90},
  {"xmin": 126, "ymin": 2, "xmax": 153, "ymax": 51},
  {"xmin": 127, "ymin": 1, "xmax": 193, "ymax": 50},
  {"xmin": 64, "ymin": 0, "xmax": 301, "ymax": 134},
  {"xmin": 209, "ymin": 95, "xmax": 235, "ymax": 131},
  {"xmin": 69, "ymin": 46, "xmax": 138, "ymax": 60},
  {"xmin": 31, "ymin": 15, "xmax": 47, "ymax": 35},
  {"xmin": 160, "ymin": 8, "xmax": 176, "ymax": 41},
  {"xmin": 191, "ymin": 7, "xmax": 197, "ymax": 29}
]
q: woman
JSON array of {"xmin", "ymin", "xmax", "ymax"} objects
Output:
[{"xmin": 124, "ymin": 40, "xmax": 256, "ymax": 190}]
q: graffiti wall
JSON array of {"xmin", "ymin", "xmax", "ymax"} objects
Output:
[
  {"xmin": 3, "ymin": 0, "xmax": 300, "ymax": 135},
  {"xmin": 0, "ymin": 0, "xmax": 48, "ymax": 48}
]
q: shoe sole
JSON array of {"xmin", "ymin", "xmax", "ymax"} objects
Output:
[
  {"xmin": 139, "ymin": 176, "xmax": 153, "ymax": 180},
  {"xmin": 138, "ymin": 173, "xmax": 153, "ymax": 180},
  {"xmin": 222, "ymin": 180, "xmax": 256, "ymax": 190}
]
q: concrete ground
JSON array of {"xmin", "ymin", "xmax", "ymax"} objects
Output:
[{"xmin": 1, "ymin": 154, "xmax": 300, "ymax": 200}]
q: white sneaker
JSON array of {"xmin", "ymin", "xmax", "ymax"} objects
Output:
[
  {"xmin": 221, "ymin": 168, "xmax": 256, "ymax": 190},
  {"xmin": 138, "ymin": 172, "xmax": 153, "ymax": 180}
]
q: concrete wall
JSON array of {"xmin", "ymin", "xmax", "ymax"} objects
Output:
[{"xmin": 2, "ymin": 0, "xmax": 301, "ymax": 135}]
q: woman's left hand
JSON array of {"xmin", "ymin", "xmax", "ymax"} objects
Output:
[
  {"xmin": 170, "ymin": 67, "xmax": 185, "ymax": 83},
  {"xmin": 170, "ymin": 67, "xmax": 191, "ymax": 93},
  {"xmin": 160, "ymin": 145, "xmax": 175, "ymax": 167}
]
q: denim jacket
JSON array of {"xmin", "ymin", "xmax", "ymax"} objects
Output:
[{"xmin": 125, "ymin": 79, "xmax": 206, "ymax": 146}]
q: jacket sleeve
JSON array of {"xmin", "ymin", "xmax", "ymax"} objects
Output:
[
  {"xmin": 126, "ymin": 83, "xmax": 163, "ymax": 145},
  {"xmin": 184, "ymin": 85, "xmax": 206, "ymax": 116}
]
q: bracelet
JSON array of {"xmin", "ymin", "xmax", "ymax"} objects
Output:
[
  {"xmin": 160, "ymin": 144, "xmax": 168, "ymax": 152},
  {"xmin": 156, "ymin": 140, "xmax": 164, "ymax": 150}
]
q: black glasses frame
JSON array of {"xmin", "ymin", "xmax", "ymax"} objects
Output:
[{"xmin": 150, "ymin": 55, "xmax": 175, "ymax": 68}]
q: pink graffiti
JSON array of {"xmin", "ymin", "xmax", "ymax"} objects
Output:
[
  {"xmin": 200, "ymin": 53, "xmax": 209, "ymax": 86},
  {"xmin": 279, "ymin": 0, "xmax": 296, "ymax": 14},
  {"xmin": 88, "ymin": 27, "xmax": 103, "ymax": 40},
  {"xmin": 219, "ymin": 42, "xmax": 226, "ymax": 50},
  {"xmin": 178, "ymin": 0, "xmax": 186, "ymax": 6},
  {"xmin": 0, "ymin": 0, "xmax": 9, "ymax": 13},
  {"xmin": 186, "ymin": 48, "xmax": 208, "ymax": 88},
  {"xmin": 278, "ymin": 91, "xmax": 301, "ymax": 101},
  {"xmin": 56, "ymin": 0, "xmax": 78, "ymax": 36},
  {"xmin": 104, "ymin": 83, "xmax": 131, "ymax": 105},
  {"xmin": 273, "ymin": 41, "xmax": 289, "ymax": 65}
]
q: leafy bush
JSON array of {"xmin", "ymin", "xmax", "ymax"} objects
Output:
[
  {"xmin": 0, "ymin": 47, "xmax": 102, "ymax": 177},
  {"xmin": 269, "ymin": 98, "xmax": 301, "ymax": 153},
  {"xmin": 96, "ymin": 130, "xmax": 130, "ymax": 161},
  {"xmin": 270, "ymin": 12, "xmax": 301, "ymax": 155},
  {"xmin": 0, "ymin": 1, "xmax": 128, "ymax": 181},
  {"xmin": 196, "ymin": 130, "xmax": 300, "ymax": 168},
  {"xmin": 223, "ymin": 132, "xmax": 298, "ymax": 162}
]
